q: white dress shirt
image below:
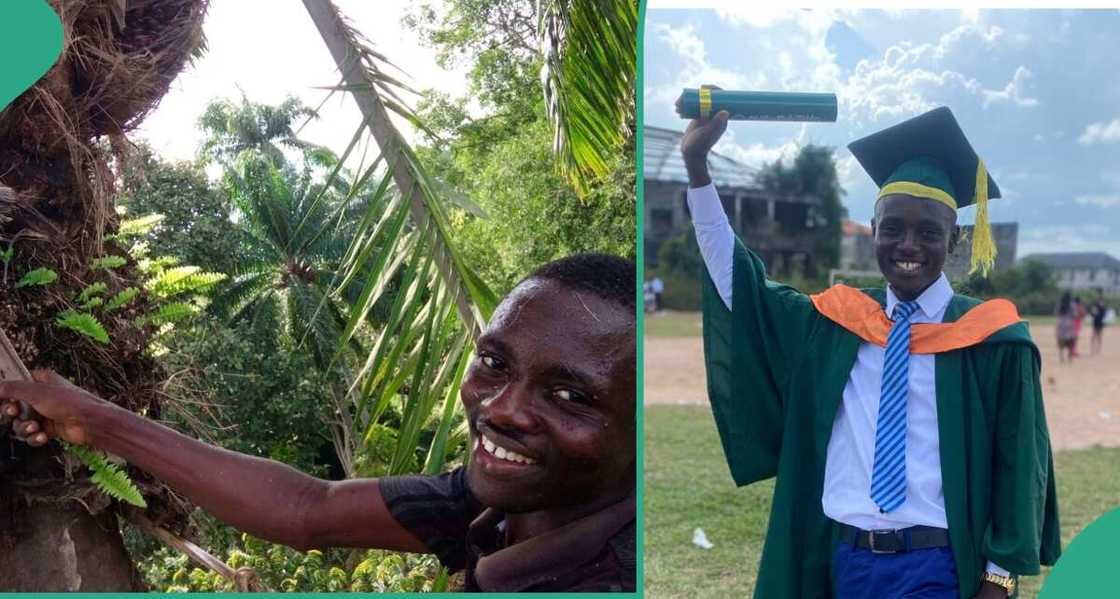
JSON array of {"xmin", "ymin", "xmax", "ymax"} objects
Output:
[{"xmin": 687, "ymin": 183, "xmax": 1008, "ymax": 576}]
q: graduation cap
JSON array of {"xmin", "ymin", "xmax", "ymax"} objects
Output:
[{"xmin": 848, "ymin": 106, "xmax": 1001, "ymax": 276}]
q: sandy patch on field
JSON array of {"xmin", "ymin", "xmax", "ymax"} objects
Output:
[{"xmin": 644, "ymin": 322, "xmax": 1120, "ymax": 451}]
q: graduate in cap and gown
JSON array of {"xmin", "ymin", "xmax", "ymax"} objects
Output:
[{"xmin": 681, "ymin": 106, "xmax": 1061, "ymax": 598}]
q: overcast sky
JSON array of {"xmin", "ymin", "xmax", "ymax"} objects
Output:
[
  {"xmin": 135, "ymin": 0, "xmax": 469, "ymax": 166},
  {"xmin": 643, "ymin": 8, "xmax": 1120, "ymax": 258}
]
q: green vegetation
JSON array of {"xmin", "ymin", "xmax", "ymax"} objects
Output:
[
  {"xmin": 15, "ymin": 266, "xmax": 58, "ymax": 288},
  {"xmin": 406, "ymin": 0, "xmax": 635, "ymax": 294},
  {"xmin": 106, "ymin": 0, "xmax": 636, "ymax": 590},
  {"xmin": 64, "ymin": 442, "xmax": 147, "ymax": 508},
  {"xmin": 757, "ymin": 144, "xmax": 846, "ymax": 277},
  {"xmin": 652, "ymin": 145, "xmax": 843, "ymax": 311},
  {"xmin": 646, "ymin": 405, "xmax": 1120, "ymax": 599},
  {"xmin": 645, "ymin": 311, "xmax": 703, "ymax": 338},
  {"xmin": 958, "ymin": 259, "xmax": 1061, "ymax": 315},
  {"xmin": 139, "ymin": 533, "xmax": 441, "ymax": 592}
]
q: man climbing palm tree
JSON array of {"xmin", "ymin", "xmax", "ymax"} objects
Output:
[{"xmin": 2, "ymin": 254, "xmax": 637, "ymax": 593}]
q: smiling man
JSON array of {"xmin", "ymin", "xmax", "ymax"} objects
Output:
[
  {"xmin": 0, "ymin": 253, "xmax": 636, "ymax": 593},
  {"xmin": 682, "ymin": 107, "xmax": 1059, "ymax": 599}
]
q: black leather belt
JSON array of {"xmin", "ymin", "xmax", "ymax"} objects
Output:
[{"xmin": 837, "ymin": 523, "xmax": 950, "ymax": 554}]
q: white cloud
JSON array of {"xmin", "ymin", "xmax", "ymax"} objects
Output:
[
  {"xmin": 647, "ymin": 23, "xmax": 756, "ymax": 108},
  {"xmin": 835, "ymin": 152, "xmax": 864, "ymax": 191},
  {"xmin": 836, "ymin": 26, "xmax": 1037, "ymax": 127},
  {"xmin": 1077, "ymin": 118, "xmax": 1120, "ymax": 145},
  {"xmin": 712, "ymin": 9, "xmax": 843, "ymax": 93},
  {"xmin": 656, "ymin": 22, "xmax": 706, "ymax": 61},
  {"xmin": 712, "ymin": 139, "xmax": 799, "ymax": 170},
  {"xmin": 981, "ymin": 66, "xmax": 1040, "ymax": 109},
  {"xmin": 1019, "ymin": 224, "xmax": 1120, "ymax": 258},
  {"xmin": 1075, "ymin": 195, "xmax": 1120, "ymax": 208},
  {"xmin": 713, "ymin": 7, "xmax": 799, "ymax": 29}
]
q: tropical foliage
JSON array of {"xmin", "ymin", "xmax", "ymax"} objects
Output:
[
  {"xmin": 406, "ymin": 0, "xmax": 636, "ymax": 294},
  {"xmin": 756, "ymin": 144, "xmax": 846, "ymax": 277},
  {"xmin": 0, "ymin": 0, "xmax": 634, "ymax": 591},
  {"xmin": 140, "ymin": 535, "xmax": 441, "ymax": 592},
  {"xmin": 539, "ymin": 0, "xmax": 638, "ymax": 195}
]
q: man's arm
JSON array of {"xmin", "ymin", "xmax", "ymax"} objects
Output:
[
  {"xmin": 681, "ymin": 109, "xmax": 735, "ymax": 309},
  {"xmin": 0, "ymin": 373, "xmax": 428, "ymax": 554},
  {"xmin": 979, "ymin": 343, "xmax": 1061, "ymax": 594}
]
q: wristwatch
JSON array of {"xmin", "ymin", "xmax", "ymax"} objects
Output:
[{"xmin": 982, "ymin": 571, "xmax": 1016, "ymax": 595}]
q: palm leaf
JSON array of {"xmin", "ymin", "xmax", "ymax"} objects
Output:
[
  {"xmin": 539, "ymin": 0, "xmax": 637, "ymax": 196},
  {"xmin": 303, "ymin": 0, "xmax": 495, "ymax": 337}
]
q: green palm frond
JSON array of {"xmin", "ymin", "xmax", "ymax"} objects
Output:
[
  {"xmin": 199, "ymin": 95, "xmax": 325, "ymax": 168},
  {"xmin": 304, "ymin": 0, "xmax": 497, "ymax": 338},
  {"xmin": 539, "ymin": 0, "xmax": 637, "ymax": 196},
  {"xmin": 211, "ymin": 270, "xmax": 279, "ymax": 322}
]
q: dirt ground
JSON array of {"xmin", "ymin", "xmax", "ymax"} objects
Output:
[{"xmin": 644, "ymin": 319, "xmax": 1120, "ymax": 451}]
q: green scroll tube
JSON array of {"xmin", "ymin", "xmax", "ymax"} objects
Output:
[{"xmin": 677, "ymin": 88, "xmax": 838, "ymax": 122}]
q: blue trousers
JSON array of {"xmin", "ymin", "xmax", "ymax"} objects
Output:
[{"xmin": 833, "ymin": 541, "xmax": 960, "ymax": 599}]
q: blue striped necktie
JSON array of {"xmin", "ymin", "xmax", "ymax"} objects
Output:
[{"xmin": 870, "ymin": 300, "xmax": 920, "ymax": 513}]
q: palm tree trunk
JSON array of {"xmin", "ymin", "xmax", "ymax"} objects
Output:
[
  {"xmin": 0, "ymin": 0, "xmax": 208, "ymax": 590},
  {"xmin": 0, "ymin": 483, "xmax": 142, "ymax": 591}
]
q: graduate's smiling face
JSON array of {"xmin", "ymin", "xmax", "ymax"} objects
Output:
[
  {"xmin": 872, "ymin": 193, "xmax": 960, "ymax": 301},
  {"xmin": 461, "ymin": 278, "xmax": 636, "ymax": 514}
]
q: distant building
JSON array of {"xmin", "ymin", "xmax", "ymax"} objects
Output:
[
  {"xmin": 644, "ymin": 126, "xmax": 823, "ymax": 276},
  {"xmin": 840, "ymin": 219, "xmax": 875, "ymax": 271},
  {"xmin": 943, "ymin": 222, "xmax": 1019, "ymax": 282},
  {"xmin": 1019, "ymin": 252, "xmax": 1120, "ymax": 293}
]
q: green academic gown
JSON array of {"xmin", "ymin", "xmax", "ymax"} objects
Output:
[{"xmin": 701, "ymin": 240, "xmax": 1061, "ymax": 599}]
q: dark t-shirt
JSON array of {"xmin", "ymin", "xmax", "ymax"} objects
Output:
[
  {"xmin": 379, "ymin": 468, "xmax": 636, "ymax": 593},
  {"xmin": 1090, "ymin": 300, "xmax": 1107, "ymax": 328}
]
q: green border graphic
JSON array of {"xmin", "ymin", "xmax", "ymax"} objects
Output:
[
  {"xmin": 634, "ymin": 1, "xmax": 648, "ymax": 597},
  {"xmin": 0, "ymin": 0, "xmax": 61, "ymax": 112}
]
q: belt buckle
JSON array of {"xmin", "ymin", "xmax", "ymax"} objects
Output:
[{"xmin": 869, "ymin": 530, "xmax": 896, "ymax": 554}]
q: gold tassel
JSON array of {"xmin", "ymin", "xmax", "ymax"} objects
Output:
[{"xmin": 969, "ymin": 158, "xmax": 997, "ymax": 276}]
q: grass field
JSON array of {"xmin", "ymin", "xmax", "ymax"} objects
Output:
[
  {"xmin": 644, "ymin": 405, "xmax": 1120, "ymax": 598},
  {"xmin": 645, "ymin": 310, "xmax": 705, "ymax": 337}
]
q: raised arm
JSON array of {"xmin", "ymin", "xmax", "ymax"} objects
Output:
[
  {"xmin": 680, "ymin": 109, "xmax": 735, "ymax": 309},
  {"xmin": 0, "ymin": 372, "xmax": 427, "ymax": 554}
]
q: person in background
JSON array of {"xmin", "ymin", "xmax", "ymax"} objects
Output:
[
  {"xmin": 1089, "ymin": 288, "xmax": 1108, "ymax": 355},
  {"xmin": 1056, "ymin": 291, "xmax": 1076, "ymax": 364},
  {"xmin": 1071, "ymin": 296, "xmax": 1087, "ymax": 357},
  {"xmin": 650, "ymin": 275, "xmax": 665, "ymax": 312}
]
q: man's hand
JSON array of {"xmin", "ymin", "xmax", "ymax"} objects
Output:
[
  {"xmin": 677, "ymin": 86, "xmax": 730, "ymax": 188},
  {"xmin": 972, "ymin": 580, "xmax": 1010, "ymax": 599},
  {"xmin": 0, "ymin": 370, "xmax": 104, "ymax": 447}
]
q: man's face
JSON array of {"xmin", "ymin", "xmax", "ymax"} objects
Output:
[
  {"xmin": 872, "ymin": 193, "xmax": 959, "ymax": 301},
  {"xmin": 461, "ymin": 278, "xmax": 635, "ymax": 514}
]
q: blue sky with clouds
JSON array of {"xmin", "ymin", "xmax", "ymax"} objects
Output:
[{"xmin": 643, "ymin": 8, "xmax": 1120, "ymax": 258}]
